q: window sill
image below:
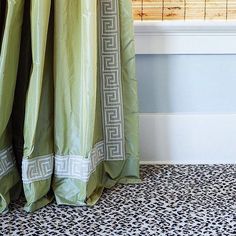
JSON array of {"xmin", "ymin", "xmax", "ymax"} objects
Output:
[{"xmin": 134, "ymin": 21, "xmax": 236, "ymax": 54}]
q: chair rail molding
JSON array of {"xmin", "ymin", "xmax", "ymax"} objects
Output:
[{"xmin": 134, "ymin": 21, "xmax": 236, "ymax": 54}]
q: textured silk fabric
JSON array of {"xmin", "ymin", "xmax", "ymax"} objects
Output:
[
  {"xmin": 0, "ymin": 0, "xmax": 140, "ymax": 213},
  {"xmin": 0, "ymin": 0, "xmax": 24, "ymax": 213}
]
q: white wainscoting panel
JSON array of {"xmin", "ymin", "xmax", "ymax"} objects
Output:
[
  {"xmin": 140, "ymin": 113, "xmax": 236, "ymax": 164},
  {"xmin": 134, "ymin": 21, "xmax": 236, "ymax": 54}
]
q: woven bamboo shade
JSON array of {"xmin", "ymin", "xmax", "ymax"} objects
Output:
[{"xmin": 132, "ymin": 0, "xmax": 236, "ymax": 20}]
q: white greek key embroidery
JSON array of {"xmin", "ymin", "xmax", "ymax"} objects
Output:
[
  {"xmin": 99, "ymin": 0, "xmax": 125, "ymax": 160},
  {"xmin": 0, "ymin": 146, "xmax": 16, "ymax": 179},
  {"xmin": 54, "ymin": 141, "xmax": 105, "ymax": 182},
  {"xmin": 22, "ymin": 154, "xmax": 54, "ymax": 184}
]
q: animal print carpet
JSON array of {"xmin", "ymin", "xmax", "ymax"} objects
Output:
[{"xmin": 1, "ymin": 165, "xmax": 236, "ymax": 236}]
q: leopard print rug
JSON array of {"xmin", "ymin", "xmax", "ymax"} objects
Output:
[{"xmin": 1, "ymin": 165, "xmax": 236, "ymax": 236}]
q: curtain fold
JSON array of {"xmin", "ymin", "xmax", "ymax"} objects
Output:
[
  {"xmin": 0, "ymin": 0, "xmax": 140, "ymax": 213},
  {"xmin": 0, "ymin": 0, "xmax": 24, "ymax": 213}
]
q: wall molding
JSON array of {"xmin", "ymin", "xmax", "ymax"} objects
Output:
[
  {"xmin": 139, "ymin": 113, "xmax": 236, "ymax": 164},
  {"xmin": 134, "ymin": 21, "xmax": 236, "ymax": 54}
]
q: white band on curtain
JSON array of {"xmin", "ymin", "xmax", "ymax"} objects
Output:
[
  {"xmin": 0, "ymin": 146, "xmax": 16, "ymax": 179},
  {"xmin": 54, "ymin": 141, "xmax": 105, "ymax": 182},
  {"xmin": 99, "ymin": 0, "xmax": 125, "ymax": 161},
  {"xmin": 22, "ymin": 141, "xmax": 105, "ymax": 184},
  {"xmin": 22, "ymin": 154, "xmax": 54, "ymax": 184}
]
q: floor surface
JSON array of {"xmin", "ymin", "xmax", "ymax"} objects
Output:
[{"xmin": 1, "ymin": 165, "xmax": 236, "ymax": 236}]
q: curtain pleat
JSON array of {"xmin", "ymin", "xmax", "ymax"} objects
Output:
[
  {"xmin": 12, "ymin": 0, "xmax": 32, "ymax": 174},
  {"xmin": 0, "ymin": 0, "xmax": 7, "ymax": 48},
  {"xmin": 0, "ymin": 0, "xmax": 24, "ymax": 213},
  {"xmin": 0, "ymin": 0, "xmax": 140, "ymax": 213}
]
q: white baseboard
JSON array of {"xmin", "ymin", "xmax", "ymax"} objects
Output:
[
  {"xmin": 140, "ymin": 161, "xmax": 172, "ymax": 165},
  {"xmin": 139, "ymin": 113, "xmax": 236, "ymax": 164}
]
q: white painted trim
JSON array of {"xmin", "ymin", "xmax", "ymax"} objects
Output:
[
  {"xmin": 134, "ymin": 21, "xmax": 236, "ymax": 54},
  {"xmin": 139, "ymin": 113, "xmax": 236, "ymax": 164},
  {"xmin": 140, "ymin": 161, "xmax": 172, "ymax": 165}
]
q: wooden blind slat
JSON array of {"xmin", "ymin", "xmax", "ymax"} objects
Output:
[
  {"xmin": 185, "ymin": 0, "xmax": 205, "ymax": 20},
  {"xmin": 132, "ymin": 0, "xmax": 236, "ymax": 20},
  {"xmin": 163, "ymin": 0, "xmax": 185, "ymax": 20}
]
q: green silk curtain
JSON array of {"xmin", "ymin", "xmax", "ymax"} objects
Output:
[{"xmin": 0, "ymin": 0, "xmax": 140, "ymax": 213}]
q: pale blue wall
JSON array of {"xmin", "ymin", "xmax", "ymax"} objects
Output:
[{"xmin": 136, "ymin": 55, "xmax": 236, "ymax": 113}]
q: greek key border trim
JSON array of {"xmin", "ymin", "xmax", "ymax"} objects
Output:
[
  {"xmin": 22, "ymin": 154, "xmax": 54, "ymax": 184},
  {"xmin": 99, "ymin": 0, "xmax": 125, "ymax": 160},
  {"xmin": 0, "ymin": 146, "xmax": 16, "ymax": 179},
  {"xmin": 54, "ymin": 141, "xmax": 105, "ymax": 182},
  {"xmin": 22, "ymin": 141, "xmax": 105, "ymax": 184}
]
